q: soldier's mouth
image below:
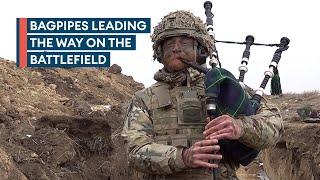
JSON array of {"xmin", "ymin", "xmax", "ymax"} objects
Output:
[
  {"xmin": 178, "ymin": 58, "xmax": 192, "ymax": 65},
  {"xmin": 173, "ymin": 55, "xmax": 181, "ymax": 59},
  {"xmin": 171, "ymin": 57, "xmax": 183, "ymax": 62},
  {"xmin": 173, "ymin": 56, "xmax": 187, "ymax": 61}
]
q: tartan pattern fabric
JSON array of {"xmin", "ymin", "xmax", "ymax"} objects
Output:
[
  {"xmin": 205, "ymin": 67, "xmax": 252, "ymax": 117},
  {"xmin": 204, "ymin": 67, "xmax": 261, "ymax": 166}
]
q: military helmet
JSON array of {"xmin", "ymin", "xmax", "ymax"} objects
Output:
[{"xmin": 151, "ymin": 10, "xmax": 215, "ymax": 62}]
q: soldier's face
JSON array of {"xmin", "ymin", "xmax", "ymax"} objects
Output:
[{"xmin": 162, "ymin": 36, "xmax": 196, "ymax": 72}]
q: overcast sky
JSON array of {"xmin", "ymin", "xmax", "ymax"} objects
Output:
[{"xmin": 1, "ymin": 0, "xmax": 319, "ymax": 94}]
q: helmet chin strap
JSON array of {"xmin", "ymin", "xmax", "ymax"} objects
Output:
[
  {"xmin": 193, "ymin": 40, "xmax": 198, "ymax": 64},
  {"xmin": 184, "ymin": 39, "xmax": 197, "ymax": 87}
]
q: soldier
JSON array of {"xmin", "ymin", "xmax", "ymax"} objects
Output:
[{"xmin": 122, "ymin": 10, "xmax": 284, "ymax": 180}]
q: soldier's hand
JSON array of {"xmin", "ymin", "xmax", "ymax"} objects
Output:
[
  {"xmin": 182, "ymin": 139, "xmax": 221, "ymax": 169},
  {"xmin": 204, "ymin": 115, "xmax": 242, "ymax": 140}
]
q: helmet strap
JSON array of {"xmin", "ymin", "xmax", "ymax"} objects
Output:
[
  {"xmin": 157, "ymin": 44, "xmax": 163, "ymax": 63},
  {"xmin": 193, "ymin": 40, "xmax": 198, "ymax": 64}
]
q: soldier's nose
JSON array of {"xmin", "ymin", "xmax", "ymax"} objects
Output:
[{"xmin": 172, "ymin": 42, "xmax": 182, "ymax": 53}]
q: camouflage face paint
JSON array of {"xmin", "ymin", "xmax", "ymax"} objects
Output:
[{"xmin": 162, "ymin": 36, "xmax": 196, "ymax": 72}]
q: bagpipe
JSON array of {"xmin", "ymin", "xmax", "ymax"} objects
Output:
[{"xmin": 180, "ymin": 1, "xmax": 290, "ymax": 169}]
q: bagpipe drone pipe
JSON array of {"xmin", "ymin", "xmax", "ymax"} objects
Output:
[{"xmin": 181, "ymin": 1, "xmax": 290, "ymax": 167}]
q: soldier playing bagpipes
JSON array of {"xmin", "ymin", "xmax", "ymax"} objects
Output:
[{"xmin": 121, "ymin": 5, "xmax": 284, "ymax": 180}]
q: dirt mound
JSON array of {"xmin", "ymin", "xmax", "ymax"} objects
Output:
[
  {"xmin": 236, "ymin": 92, "xmax": 320, "ymax": 180},
  {"xmin": 260, "ymin": 92, "xmax": 320, "ymax": 180},
  {"xmin": 1, "ymin": 57, "xmax": 319, "ymax": 180},
  {"xmin": 0, "ymin": 58, "xmax": 143, "ymax": 180}
]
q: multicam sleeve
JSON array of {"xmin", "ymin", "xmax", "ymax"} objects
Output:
[
  {"xmin": 121, "ymin": 91, "xmax": 187, "ymax": 175},
  {"xmin": 235, "ymin": 99, "xmax": 284, "ymax": 150}
]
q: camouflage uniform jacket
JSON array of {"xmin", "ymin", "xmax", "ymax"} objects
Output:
[{"xmin": 121, "ymin": 68, "xmax": 284, "ymax": 180}]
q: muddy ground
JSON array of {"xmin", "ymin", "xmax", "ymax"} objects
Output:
[
  {"xmin": 0, "ymin": 58, "xmax": 143, "ymax": 179},
  {"xmin": 0, "ymin": 57, "xmax": 319, "ymax": 180},
  {"xmin": 261, "ymin": 92, "xmax": 320, "ymax": 180}
]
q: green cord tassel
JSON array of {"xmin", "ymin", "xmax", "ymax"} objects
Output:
[{"xmin": 271, "ymin": 68, "xmax": 282, "ymax": 95}]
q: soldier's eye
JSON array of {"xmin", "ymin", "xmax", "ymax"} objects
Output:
[
  {"xmin": 167, "ymin": 42, "xmax": 175, "ymax": 46},
  {"xmin": 164, "ymin": 40, "xmax": 174, "ymax": 46},
  {"xmin": 181, "ymin": 40, "xmax": 193, "ymax": 46},
  {"xmin": 181, "ymin": 42, "xmax": 189, "ymax": 47}
]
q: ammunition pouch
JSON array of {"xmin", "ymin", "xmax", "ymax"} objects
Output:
[{"xmin": 177, "ymin": 88, "xmax": 206, "ymax": 125}]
